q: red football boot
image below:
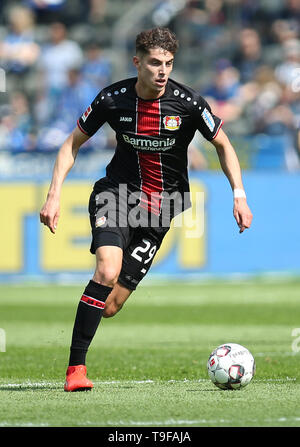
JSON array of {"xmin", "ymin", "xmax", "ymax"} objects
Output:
[{"xmin": 64, "ymin": 365, "xmax": 93, "ymax": 392}]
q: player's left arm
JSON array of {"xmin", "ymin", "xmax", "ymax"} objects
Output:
[{"xmin": 211, "ymin": 128, "xmax": 253, "ymax": 233}]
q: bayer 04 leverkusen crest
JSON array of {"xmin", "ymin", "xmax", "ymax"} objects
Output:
[{"xmin": 163, "ymin": 115, "xmax": 182, "ymax": 131}]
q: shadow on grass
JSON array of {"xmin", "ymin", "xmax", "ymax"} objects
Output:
[
  {"xmin": 186, "ymin": 388, "xmax": 220, "ymax": 392},
  {"xmin": 0, "ymin": 385, "xmax": 62, "ymax": 391}
]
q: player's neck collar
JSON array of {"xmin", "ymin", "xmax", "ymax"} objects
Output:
[{"xmin": 134, "ymin": 78, "xmax": 170, "ymax": 101}]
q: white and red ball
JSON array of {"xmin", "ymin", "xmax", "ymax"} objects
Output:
[{"xmin": 207, "ymin": 343, "xmax": 255, "ymax": 390}]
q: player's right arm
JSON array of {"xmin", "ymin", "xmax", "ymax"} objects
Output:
[{"xmin": 40, "ymin": 126, "xmax": 90, "ymax": 234}]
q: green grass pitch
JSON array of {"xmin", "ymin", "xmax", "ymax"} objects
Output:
[{"xmin": 0, "ymin": 278, "xmax": 300, "ymax": 427}]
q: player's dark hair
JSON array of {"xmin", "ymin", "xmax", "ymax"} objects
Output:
[{"xmin": 135, "ymin": 27, "xmax": 179, "ymax": 56}]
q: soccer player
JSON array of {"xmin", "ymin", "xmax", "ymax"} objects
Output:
[{"xmin": 40, "ymin": 27, "xmax": 253, "ymax": 392}]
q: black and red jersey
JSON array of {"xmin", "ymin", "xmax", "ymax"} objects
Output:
[{"xmin": 77, "ymin": 77, "xmax": 223, "ymax": 216}]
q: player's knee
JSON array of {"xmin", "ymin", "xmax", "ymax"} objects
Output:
[{"xmin": 94, "ymin": 265, "xmax": 120, "ymax": 288}]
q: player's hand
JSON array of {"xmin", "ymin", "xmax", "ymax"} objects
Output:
[
  {"xmin": 233, "ymin": 198, "xmax": 253, "ymax": 233},
  {"xmin": 40, "ymin": 196, "xmax": 60, "ymax": 234}
]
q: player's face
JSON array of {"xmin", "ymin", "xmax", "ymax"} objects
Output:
[{"xmin": 133, "ymin": 48, "xmax": 174, "ymax": 99}]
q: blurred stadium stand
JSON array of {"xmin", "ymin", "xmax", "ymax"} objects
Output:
[
  {"xmin": 1, "ymin": 1, "xmax": 300, "ymax": 282},
  {"xmin": 0, "ymin": 0, "xmax": 299, "ymax": 172}
]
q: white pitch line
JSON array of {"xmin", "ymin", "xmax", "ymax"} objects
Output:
[
  {"xmin": 0, "ymin": 379, "xmax": 205, "ymax": 388},
  {"xmin": 106, "ymin": 418, "xmax": 228, "ymax": 426},
  {"xmin": 1, "ymin": 417, "xmax": 300, "ymax": 427},
  {"xmin": 0, "ymin": 377, "xmax": 297, "ymax": 389},
  {"xmin": 76, "ymin": 416, "xmax": 300, "ymax": 426},
  {"xmin": 255, "ymin": 352, "xmax": 299, "ymax": 357},
  {"xmin": 0, "ymin": 382, "xmax": 62, "ymax": 388},
  {"xmin": 0, "ymin": 422, "xmax": 50, "ymax": 427}
]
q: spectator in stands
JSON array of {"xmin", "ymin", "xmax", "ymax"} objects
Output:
[
  {"xmin": 275, "ymin": 38, "xmax": 300, "ymax": 88},
  {"xmin": 88, "ymin": 0, "xmax": 107, "ymax": 24},
  {"xmin": 22, "ymin": 0, "xmax": 66, "ymax": 23},
  {"xmin": 203, "ymin": 59, "xmax": 241, "ymax": 102},
  {"xmin": 23, "ymin": 0, "xmax": 66, "ymax": 12},
  {"xmin": 81, "ymin": 41, "xmax": 112, "ymax": 100},
  {"xmin": 233, "ymin": 28, "xmax": 264, "ymax": 83},
  {"xmin": 0, "ymin": 5, "xmax": 40, "ymax": 80},
  {"xmin": 273, "ymin": 38, "xmax": 300, "ymax": 142},
  {"xmin": 271, "ymin": 19, "xmax": 299, "ymax": 45},
  {"xmin": 36, "ymin": 21, "xmax": 84, "ymax": 125},
  {"xmin": 23, "ymin": 0, "xmax": 66, "ymax": 11},
  {"xmin": 36, "ymin": 66, "xmax": 108, "ymax": 152},
  {"xmin": 281, "ymin": 0, "xmax": 300, "ymax": 22},
  {"xmin": 10, "ymin": 91, "xmax": 34, "ymax": 135},
  {"xmin": 182, "ymin": 0, "xmax": 227, "ymax": 54},
  {"xmin": 55, "ymin": 66, "xmax": 95, "ymax": 130},
  {"xmin": 0, "ymin": 92, "xmax": 36, "ymax": 152},
  {"xmin": 38, "ymin": 21, "xmax": 83, "ymax": 95},
  {"xmin": 23, "ymin": 0, "xmax": 107, "ymax": 25},
  {"xmin": 202, "ymin": 59, "xmax": 243, "ymax": 125},
  {"xmin": 245, "ymin": 60, "xmax": 297, "ymax": 140}
]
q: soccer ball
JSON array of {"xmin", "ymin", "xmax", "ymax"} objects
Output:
[{"xmin": 207, "ymin": 343, "xmax": 255, "ymax": 390}]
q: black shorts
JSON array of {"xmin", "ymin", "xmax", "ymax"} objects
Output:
[{"xmin": 88, "ymin": 177, "xmax": 170, "ymax": 290}]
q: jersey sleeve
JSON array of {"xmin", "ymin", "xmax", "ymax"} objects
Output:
[
  {"xmin": 77, "ymin": 91, "xmax": 109, "ymax": 137},
  {"xmin": 192, "ymin": 95, "xmax": 223, "ymax": 141}
]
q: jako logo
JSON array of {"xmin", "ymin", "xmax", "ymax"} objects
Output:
[{"xmin": 120, "ymin": 116, "xmax": 132, "ymax": 122}]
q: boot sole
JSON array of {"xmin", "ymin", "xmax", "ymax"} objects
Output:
[{"xmin": 64, "ymin": 386, "xmax": 93, "ymax": 392}]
